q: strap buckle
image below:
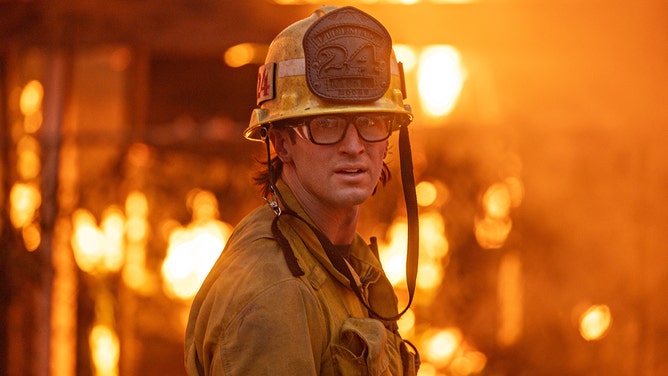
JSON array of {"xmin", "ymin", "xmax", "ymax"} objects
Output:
[{"xmin": 264, "ymin": 186, "xmax": 282, "ymax": 216}]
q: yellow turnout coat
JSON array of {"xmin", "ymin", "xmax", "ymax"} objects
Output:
[{"xmin": 185, "ymin": 181, "xmax": 417, "ymax": 375}]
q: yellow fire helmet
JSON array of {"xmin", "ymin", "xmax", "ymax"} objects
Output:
[{"xmin": 244, "ymin": 5, "xmax": 413, "ymax": 141}]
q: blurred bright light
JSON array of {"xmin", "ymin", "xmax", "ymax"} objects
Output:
[
  {"xmin": 22, "ymin": 223, "xmax": 41, "ymax": 251},
  {"xmin": 16, "ymin": 135, "xmax": 41, "ymax": 180},
  {"xmin": 416, "ymin": 181, "xmax": 438, "ymax": 207},
  {"xmin": 419, "ymin": 212, "xmax": 448, "ymax": 259},
  {"xmin": 474, "ymin": 216, "xmax": 512, "ymax": 250},
  {"xmin": 483, "ymin": 183, "xmax": 512, "ymax": 219},
  {"xmin": 124, "ymin": 191, "xmax": 149, "ymax": 243},
  {"xmin": 393, "ymin": 44, "xmax": 418, "ymax": 73},
  {"xmin": 379, "ymin": 220, "xmax": 409, "ymax": 286},
  {"xmin": 395, "ymin": 0, "xmax": 420, "ymax": 6},
  {"xmin": 224, "ymin": 43, "xmax": 268, "ymax": 67},
  {"xmin": 504, "ymin": 176, "xmax": 525, "ymax": 208},
  {"xmin": 9, "ymin": 182, "xmax": 41, "ymax": 229},
  {"xmin": 19, "ymin": 80, "xmax": 43, "ymax": 116},
  {"xmin": 125, "ymin": 216, "xmax": 148, "ymax": 244},
  {"xmin": 162, "ymin": 223, "xmax": 231, "ymax": 299},
  {"xmin": 450, "ymin": 350, "xmax": 487, "ymax": 375},
  {"xmin": 416, "ymin": 261, "xmax": 441, "ymax": 290},
  {"xmin": 90, "ymin": 325, "xmax": 119, "ymax": 376},
  {"xmin": 379, "ymin": 211, "xmax": 448, "ymax": 292},
  {"xmin": 421, "ymin": 327, "xmax": 487, "ymax": 375},
  {"xmin": 71, "ymin": 208, "xmax": 126, "ymax": 275},
  {"xmin": 414, "ymin": 363, "xmax": 439, "ymax": 376},
  {"xmin": 72, "ymin": 209, "xmax": 102, "ymax": 273},
  {"xmin": 579, "ymin": 304, "xmax": 612, "ymax": 341},
  {"xmin": 475, "ymin": 179, "xmax": 521, "ymax": 250},
  {"xmin": 123, "ymin": 244, "xmax": 153, "ymax": 294},
  {"xmin": 162, "ymin": 190, "xmax": 232, "ymax": 300},
  {"xmin": 100, "ymin": 207, "xmax": 126, "ymax": 272},
  {"xmin": 23, "ymin": 111, "xmax": 43, "ymax": 133},
  {"xmin": 189, "ymin": 189, "xmax": 219, "ymax": 221},
  {"xmin": 497, "ymin": 251, "xmax": 523, "ymax": 347},
  {"xmin": 417, "ymin": 45, "xmax": 464, "ymax": 118},
  {"xmin": 423, "ymin": 328, "xmax": 462, "ymax": 367},
  {"xmin": 125, "ymin": 190, "xmax": 148, "ymax": 218},
  {"xmin": 122, "ymin": 191, "xmax": 151, "ymax": 293}
]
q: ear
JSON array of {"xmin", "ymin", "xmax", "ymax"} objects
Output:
[{"xmin": 270, "ymin": 128, "xmax": 293, "ymax": 163}]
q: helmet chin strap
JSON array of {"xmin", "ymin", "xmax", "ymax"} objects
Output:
[
  {"xmin": 397, "ymin": 122, "xmax": 419, "ymax": 319},
  {"xmin": 261, "ymin": 122, "xmax": 419, "ymax": 321}
]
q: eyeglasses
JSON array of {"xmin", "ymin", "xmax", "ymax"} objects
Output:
[{"xmin": 285, "ymin": 113, "xmax": 398, "ymax": 145}]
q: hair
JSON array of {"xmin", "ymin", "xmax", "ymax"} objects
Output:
[{"xmin": 253, "ymin": 155, "xmax": 392, "ymax": 197}]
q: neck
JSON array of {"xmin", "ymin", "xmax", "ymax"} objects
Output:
[
  {"xmin": 306, "ymin": 204, "xmax": 359, "ymax": 246},
  {"xmin": 281, "ymin": 176, "xmax": 359, "ymax": 246}
]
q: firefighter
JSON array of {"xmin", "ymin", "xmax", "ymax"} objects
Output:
[{"xmin": 185, "ymin": 5, "xmax": 419, "ymax": 375}]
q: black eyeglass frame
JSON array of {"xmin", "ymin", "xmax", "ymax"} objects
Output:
[{"xmin": 272, "ymin": 112, "xmax": 405, "ymax": 146}]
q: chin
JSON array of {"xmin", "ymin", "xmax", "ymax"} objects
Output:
[{"xmin": 333, "ymin": 188, "xmax": 374, "ymax": 207}]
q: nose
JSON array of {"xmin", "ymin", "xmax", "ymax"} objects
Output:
[{"xmin": 338, "ymin": 122, "xmax": 365, "ymax": 153}]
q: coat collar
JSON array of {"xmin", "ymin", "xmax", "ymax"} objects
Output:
[{"xmin": 274, "ymin": 179, "xmax": 384, "ymax": 289}]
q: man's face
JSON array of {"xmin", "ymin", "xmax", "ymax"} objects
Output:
[{"xmin": 274, "ymin": 120, "xmax": 388, "ymax": 210}]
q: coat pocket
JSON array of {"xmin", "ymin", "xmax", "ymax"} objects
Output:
[{"xmin": 331, "ymin": 317, "xmax": 397, "ymax": 376}]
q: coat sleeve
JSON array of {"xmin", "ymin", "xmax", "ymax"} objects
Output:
[{"xmin": 202, "ymin": 278, "xmax": 326, "ymax": 375}]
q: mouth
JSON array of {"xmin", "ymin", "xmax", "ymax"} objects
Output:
[{"xmin": 335, "ymin": 166, "xmax": 367, "ymax": 175}]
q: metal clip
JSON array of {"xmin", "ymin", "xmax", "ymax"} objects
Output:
[{"xmin": 264, "ymin": 186, "xmax": 282, "ymax": 216}]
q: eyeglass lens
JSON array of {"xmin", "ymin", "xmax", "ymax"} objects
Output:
[{"xmin": 307, "ymin": 114, "xmax": 393, "ymax": 145}]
